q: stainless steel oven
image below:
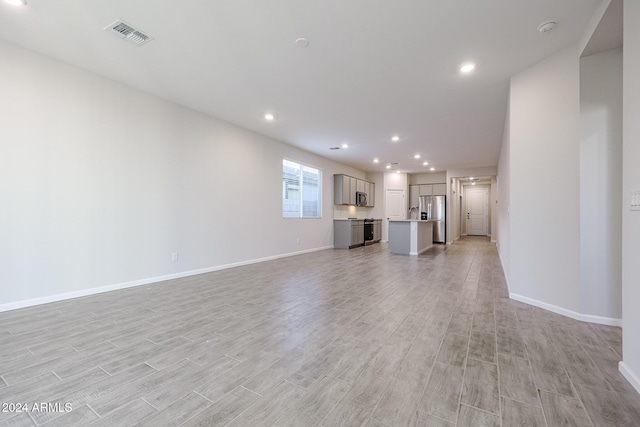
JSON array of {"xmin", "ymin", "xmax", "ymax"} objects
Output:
[{"xmin": 364, "ymin": 218, "xmax": 374, "ymax": 244}]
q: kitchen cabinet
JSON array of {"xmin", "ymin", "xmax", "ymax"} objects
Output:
[
  {"xmin": 333, "ymin": 220, "xmax": 364, "ymax": 249},
  {"xmin": 334, "ymin": 175, "xmax": 358, "ymax": 205},
  {"xmin": 373, "ymin": 219, "xmax": 382, "ymax": 241},
  {"xmin": 419, "ymin": 185, "xmax": 433, "ymax": 196},
  {"xmin": 412, "ymin": 183, "xmax": 446, "ymax": 200},
  {"xmin": 333, "ymin": 174, "xmax": 375, "ymax": 206},
  {"xmin": 433, "ymin": 183, "xmax": 447, "ymax": 196},
  {"xmin": 334, "ymin": 219, "xmax": 381, "ymax": 248},
  {"xmin": 351, "ymin": 220, "xmax": 364, "ymax": 247}
]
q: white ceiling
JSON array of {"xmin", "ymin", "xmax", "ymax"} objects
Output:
[{"xmin": 0, "ymin": 0, "xmax": 602, "ymax": 173}]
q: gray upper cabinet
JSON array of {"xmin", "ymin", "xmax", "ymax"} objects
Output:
[
  {"xmin": 419, "ymin": 184, "xmax": 433, "ymax": 196},
  {"xmin": 334, "ymin": 175, "xmax": 349, "ymax": 205},
  {"xmin": 348, "ymin": 177, "xmax": 357, "ymax": 205},
  {"xmin": 333, "ymin": 174, "xmax": 375, "ymax": 206},
  {"xmin": 433, "ymin": 183, "xmax": 447, "ymax": 196},
  {"xmin": 367, "ymin": 182, "xmax": 375, "ymax": 206}
]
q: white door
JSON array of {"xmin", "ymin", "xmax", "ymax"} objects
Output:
[
  {"xmin": 466, "ymin": 188, "xmax": 488, "ymax": 236},
  {"xmin": 384, "ymin": 189, "xmax": 405, "ymax": 241}
]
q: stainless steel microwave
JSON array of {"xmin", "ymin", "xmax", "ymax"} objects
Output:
[{"xmin": 356, "ymin": 191, "xmax": 367, "ymax": 206}]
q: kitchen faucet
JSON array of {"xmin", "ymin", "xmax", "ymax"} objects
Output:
[{"xmin": 409, "ymin": 206, "xmax": 419, "ymax": 219}]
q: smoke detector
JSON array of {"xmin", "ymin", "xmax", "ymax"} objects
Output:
[
  {"xmin": 537, "ymin": 21, "xmax": 557, "ymax": 33},
  {"xmin": 104, "ymin": 20, "xmax": 154, "ymax": 47}
]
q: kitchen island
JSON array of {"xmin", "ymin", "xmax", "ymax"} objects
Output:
[{"xmin": 388, "ymin": 220, "xmax": 434, "ymax": 255}]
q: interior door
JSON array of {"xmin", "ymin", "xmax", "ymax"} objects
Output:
[
  {"xmin": 466, "ymin": 188, "xmax": 488, "ymax": 236},
  {"xmin": 384, "ymin": 189, "xmax": 405, "ymax": 241}
]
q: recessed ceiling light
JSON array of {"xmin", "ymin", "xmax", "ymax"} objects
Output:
[
  {"xmin": 295, "ymin": 38, "xmax": 310, "ymax": 48},
  {"xmin": 472, "ymin": 182, "xmax": 476, "ymax": 185},
  {"xmin": 537, "ymin": 21, "xmax": 556, "ymax": 33},
  {"xmin": 341, "ymin": 143, "xmax": 349, "ymax": 149},
  {"xmin": 469, "ymin": 177, "xmax": 474, "ymax": 180},
  {"xmin": 3, "ymin": 0, "xmax": 27, "ymax": 5},
  {"xmin": 414, "ymin": 154, "xmax": 421, "ymax": 159},
  {"xmin": 423, "ymin": 161, "xmax": 429, "ymax": 166},
  {"xmin": 460, "ymin": 63, "xmax": 475, "ymax": 73},
  {"xmin": 386, "ymin": 164, "xmax": 391, "ymax": 169},
  {"xmin": 391, "ymin": 135, "xmax": 400, "ymax": 142},
  {"xmin": 373, "ymin": 158, "xmax": 380, "ymax": 163},
  {"xmin": 430, "ymin": 167, "xmax": 435, "ymax": 171},
  {"xmin": 264, "ymin": 113, "xmax": 275, "ymax": 121},
  {"xmin": 396, "ymin": 170, "xmax": 401, "ymax": 174}
]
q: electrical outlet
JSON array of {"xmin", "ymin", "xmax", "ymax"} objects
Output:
[{"xmin": 171, "ymin": 252, "xmax": 179, "ymax": 262}]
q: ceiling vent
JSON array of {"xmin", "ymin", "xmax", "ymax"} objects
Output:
[{"xmin": 104, "ymin": 20, "xmax": 154, "ymax": 47}]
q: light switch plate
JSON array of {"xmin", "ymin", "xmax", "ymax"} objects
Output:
[{"xmin": 631, "ymin": 190, "xmax": 640, "ymax": 211}]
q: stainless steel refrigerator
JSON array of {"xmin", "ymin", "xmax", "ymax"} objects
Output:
[{"xmin": 419, "ymin": 195, "xmax": 446, "ymax": 243}]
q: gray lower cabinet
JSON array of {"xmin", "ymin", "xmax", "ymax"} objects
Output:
[
  {"xmin": 334, "ymin": 220, "xmax": 364, "ymax": 249},
  {"xmin": 351, "ymin": 221, "xmax": 364, "ymax": 247},
  {"xmin": 373, "ymin": 220, "xmax": 382, "ymax": 241},
  {"xmin": 334, "ymin": 219, "xmax": 382, "ymax": 248}
]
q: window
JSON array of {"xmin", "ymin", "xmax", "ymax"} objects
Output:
[{"xmin": 282, "ymin": 159, "xmax": 322, "ymax": 218}]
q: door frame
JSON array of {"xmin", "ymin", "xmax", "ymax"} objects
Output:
[{"xmin": 465, "ymin": 187, "xmax": 489, "ymax": 236}]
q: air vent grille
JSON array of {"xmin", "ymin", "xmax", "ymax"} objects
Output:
[{"xmin": 104, "ymin": 20, "xmax": 154, "ymax": 47}]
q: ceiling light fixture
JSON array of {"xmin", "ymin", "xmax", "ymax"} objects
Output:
[
  {"xmin": 373, "ymin": 158, "xmax": 379, "ymax": 163},
  {"xmin": 460, "ymin": 63, "xmax": 475, "ymax": 73},
  {"xmin": 391, "ymin": 135, "xmax": 400, "ymax": 142},
  {"xmin": 264, "ymin": 113, "xmax": 275, "ymax": 121},
  {"xmin": 396, "ymin": 170, "xmax": 401, "ymax": 174},
  {"xmin": 386, "ymin": 164, "xmax": 391, "ymax": 169},
  {"xmin": 341, "ymin": 143, "xmax": 349, "ymax": 149},
  {"xmin": 423, "ymin": 161, "xmax": 429, "ymax": 166},
  {"xmin": 472, "ymin": 182, "xmax": 476, "ymax": 185},
  {"xmin": 3, "ymin": 0, "xmax": 27, "ymax": 5},
  {"xmin": 414, "ymin": 154, "xmax": 421, "ymax": 159},
  {"xmin": 430, "ymin": 167, "xmax": 435, "ymax": 171},
  {"xmin": 537, "ymin": 21, "xmax": 557, "ymax": 33}
]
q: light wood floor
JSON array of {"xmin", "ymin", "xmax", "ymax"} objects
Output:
[{"xmin": 1, "ymin": 236, "xmax": 639, "ymax": 426}]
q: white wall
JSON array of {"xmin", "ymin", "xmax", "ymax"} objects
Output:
[
  {"xmin": 509, "ymin": 45, "xmax": 582, "ymax": 313},
  {"xmin": 621, "ymin": 0, "xmax": 640, "ymax": 393},
  {"xmin": 490, "ymin": 177, "xmax": 497, "ymax": 242},
  {"xmin": 497, "ymin": 96, "xmax": 511, "ymax": 284},
  {"xmin": 579, "ymin": 47, "xmax": 623, "ymax": 319},
  {"xmin": 0, "ymin": 40, "xmax": 364, "ymax": 310},
  {"xmin": 450, "ymin": 178, "xmax": 461, "ymax": 241},
  {"xmin": 409, "ymin": 172, "xmax": 447, "ymax": 185}
]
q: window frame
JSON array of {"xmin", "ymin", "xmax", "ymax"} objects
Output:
[{"xmin": 282, "ymin": 158, "xmax": 323, "ymax": 219}]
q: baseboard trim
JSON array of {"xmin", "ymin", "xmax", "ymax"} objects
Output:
[
  {"xmin": 509, "ymin": 293, "xmax": 622, "ymax": 327},
  {"xmin": 0, "ymin": 246, "xmax": 333, "ymax": 313},
  {"xmin": 497, "ymin": 248, "xmax": 511, "ymax": 295},
  {"xmin": 619, "ymin": 362, "xmax": 640, "ymax": 394}
]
